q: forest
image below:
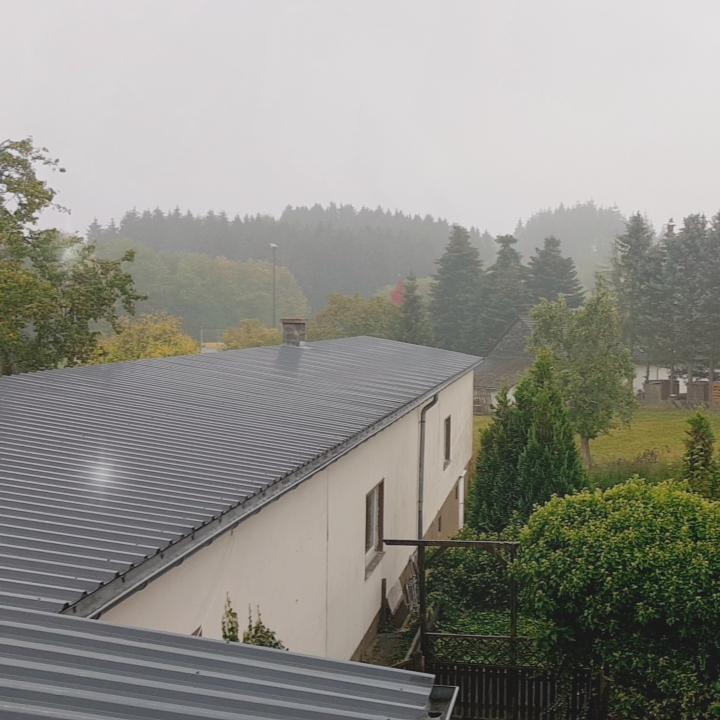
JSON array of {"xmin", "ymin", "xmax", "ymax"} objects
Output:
[{"xmin": 89, "ymin": 201, "xmax": 621, "ymax": 311}]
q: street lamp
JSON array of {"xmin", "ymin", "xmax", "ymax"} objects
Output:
[{"xmin": 270, "ymin": 243, "xmax": 278, "ymax": 327}]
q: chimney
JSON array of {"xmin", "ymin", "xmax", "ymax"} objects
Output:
[{"xmin": 281, "ymin": 318, "xmax": 306, "ymax": 347}]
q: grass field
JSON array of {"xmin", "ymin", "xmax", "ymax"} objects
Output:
[{"xmin": 474, "ymin": 407, "xmax": 720, "ymax": 473}]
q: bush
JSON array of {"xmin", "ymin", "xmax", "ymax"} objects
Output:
[
  {"xmin": 427, "ymin": 526, "xmax": 518, "ymax": 628},
  {"xmin": 515, "ymin": 478, "xmax": 720, "ymax": 719}
]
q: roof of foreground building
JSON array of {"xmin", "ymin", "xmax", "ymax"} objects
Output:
[
  {"xmin": 0, "ymin": 604, "xmax": 444, "ymax": 720},
  {"xmin": 0, "ymin": 336, "xmax": 479, "ymax": 615}
]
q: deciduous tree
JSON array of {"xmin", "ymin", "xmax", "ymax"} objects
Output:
[
  {"xmin": 98, "ymin": 313, "xmax": 197, "ymax": 362},
  {"xmin": 223, "ymin": 320, "xmax": 281, "ymax": 349},
  {"xmin": 530, "ymin": 281, "xmax": 635, "ymax": 466},
  {"xmin": 308, "ymin": 294, "xmax": 400, "ymax": 341},
  {"xmin": 0, "ymin": 138, "xmax": 141, "ymax": 374}
]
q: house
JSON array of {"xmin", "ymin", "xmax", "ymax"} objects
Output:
[
  {"xmin": 0, "ymin": 320, "xmax": 479, "ymax": 660},
  {"xmin": 473, "ymin": 316, "xmax": 534, "ymax": 414},
  {"xmin": 0, "ymin": 604, "xmax": 457, "ymax": 719}
]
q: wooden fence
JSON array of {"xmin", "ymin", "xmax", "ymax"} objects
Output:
[{"xmin": 429, "ymin": 661, "xmax": 594, "ymax": 720}]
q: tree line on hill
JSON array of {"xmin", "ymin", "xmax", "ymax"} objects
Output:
[
  {"xmin": 89, "ymin": 201, "xmax": 621, "ymax": 311},
  {"xmin": 90, "ymin": 205, "xmax": 495, "ymax": 310}
]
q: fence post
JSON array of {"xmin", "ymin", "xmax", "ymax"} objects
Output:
[
  {"xmin": 509, "ymin": 544, "xmax": 519, "ymax": 720},
  {"xmin": 418, "ymin": 543, "xmax": 428, "ymax": 671}
]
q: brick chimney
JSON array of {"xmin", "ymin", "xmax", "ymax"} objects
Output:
[{"xmin": 281, "ymin": 318, "xmax": 306, "ymax": 347}]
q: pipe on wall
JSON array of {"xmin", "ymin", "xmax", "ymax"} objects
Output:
[{"xmin": 417, "ymin": 394, "xmax": 438, "ymax": 540}]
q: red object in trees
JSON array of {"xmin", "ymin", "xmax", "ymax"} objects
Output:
[{"xmin": 390, "ymin": 279, "xmax": 406, "ymax": 306}]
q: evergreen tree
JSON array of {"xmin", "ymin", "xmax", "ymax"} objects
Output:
[
  {"xmin": 527, "ymin": 236, "xmax": 583, "ymax": 308},
  {"xmin": 468, "ymin": 354, "xmax": 585, "ymax": 533},
  {"xmin": 612, "ymin": 213, "xmax": 657, "ymax": 357},
  {"xmin": 467, "ymin": 389, "xmax": 528, "ymax": 533},
  {"xmin": 682, "ymin": 412, "xmax": 720, "ymax": 499},
  {"xmin": 516, "ymin": 353, "xmax": 586, "ymax": 513},
  {"xmin": 698, "ymin": 213, "xmax": 720, "ymax": 382},
  {"xmin": 481, "ymin": 235, "xmax": 531, "ymax": 352},
  {"xmin": 398, "ymin": 274, "xmax": 432, "ymax": 345},
  {"xmin": 430, "ymin": 225, "xmax": 484, "ymax": 354},
  {"xmin": 662, "ymin": 215, "xmax": 708, "ymax": 381}
]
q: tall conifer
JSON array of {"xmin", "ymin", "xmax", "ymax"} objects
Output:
[
  {"xmin": 527, "ymin": 236, "xmax": 583, "ymax": 308},
  {"xmin": 430, "ymin": 225, "xmax": 484, "ymax": 354}
]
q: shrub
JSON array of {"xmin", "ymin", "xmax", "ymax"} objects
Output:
[
  {"xmin": 243, "ymin": 606, "xmax": 286, "ymax": 649},
  {"xmin": 683, "ymin": 411, "xmax": 720, "ymax": 499},
  {"xmin": 515, "ymin": 478, "xmax": 720, "ymax": 719}
]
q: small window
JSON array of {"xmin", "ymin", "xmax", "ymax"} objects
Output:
[
  {"xmin": 437, "ymin": 515, "xmax": 442, "ymax": 533},
  {"xmin": 191, "ymin": 625, "xmax": 203, "ymax": 637},
  {"xmin": 443, "ymin": 416, "xmax": 452, "ymax": 468},
  {"xmin": 365, "ymin": 481, "xmax": 384, "ymax": 557}
]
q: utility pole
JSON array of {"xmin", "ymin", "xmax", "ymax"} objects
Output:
[{"xmin": 270, "ymin": 242, "xmax": 278, "ymax": 327}]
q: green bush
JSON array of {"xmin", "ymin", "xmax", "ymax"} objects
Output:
[
  {"xmin": 427, "ymin": 526, "xmax": 518, "ymax": 627},
  {"xmin": 515, "ymin": 478, "xmax": 720, "ymax": 719}
]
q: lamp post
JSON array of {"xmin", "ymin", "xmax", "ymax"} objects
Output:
[{"xmin": 270, "ymin": 242, "xmax": 278, "ymax": 327}]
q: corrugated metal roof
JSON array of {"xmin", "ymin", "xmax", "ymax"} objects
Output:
[
  {"xmin": 0, "ymin": 337, "xmax": 479, "ymax": 614},
  {"xmin": 0, "ymin": 604, "xmax": 436, "ymax": 720}
]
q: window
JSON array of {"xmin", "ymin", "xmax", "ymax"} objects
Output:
[
  {"xmin": 437, "ymin": 515, "xmax": 442, "ymax": 533},
  {"xmin": 191, "ymin": 625, "xmax": 203, "ymax": 637},
  {"xmin": 443, "ymin": 415, "xmax": 452, "ymax": 468},
  {"xmin": 365, "ymin": 481, "xmax": 384, "ymax": 557}
]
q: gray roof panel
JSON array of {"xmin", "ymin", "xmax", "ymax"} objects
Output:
[
  {"xmin": 0, "ymin": 337, "xmax": 479, "ymax": 613},
  {"xmin": 0, "ymin": 605, "xmax": 436, "ymax": 720}
]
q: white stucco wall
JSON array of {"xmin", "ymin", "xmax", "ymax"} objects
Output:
[{"xmin": 102, "ymin": 370, "xmax": 474, "ymax": 659}]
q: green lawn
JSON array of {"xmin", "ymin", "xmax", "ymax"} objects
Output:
[{"xmin": 475, "ymin": 407, "xmax": 720, "ymax": 467}]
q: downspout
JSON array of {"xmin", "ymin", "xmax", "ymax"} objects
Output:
[{"xmin": 417, "ymin": 395, "xmax": 438, "ymax": 540}]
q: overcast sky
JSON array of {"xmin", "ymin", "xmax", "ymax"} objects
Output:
[{"xmin": 4, "ymin": 0, "xmax": 720, "ymax": 236}]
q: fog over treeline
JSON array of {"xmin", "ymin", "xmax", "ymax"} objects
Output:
[{"xmin": 91, "ymin": 201, "xmax": 626, "ymax": 310}]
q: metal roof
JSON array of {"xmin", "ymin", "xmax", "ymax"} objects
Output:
[
  {"xmin": 0, "ymin": 604, "xmax": 437, "ymax": 720},
  {"xmin": 0, "ymin": 337, "xmax": 479, "ymax": 615}
]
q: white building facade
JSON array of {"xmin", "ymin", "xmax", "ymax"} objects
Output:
[{"xmin": 103, "ymin": 370, "xmax": 474, "ymax": 659}]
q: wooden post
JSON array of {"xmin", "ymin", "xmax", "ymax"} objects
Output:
[
  {"xmin": 418, "ymin": 543, "xmax": 427, "ymax": 671},
  {"xmin": 509, "ymin": 544, "xmax": 519, "ymax": 720}
]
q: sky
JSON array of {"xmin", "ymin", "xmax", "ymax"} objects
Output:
[{"xmin": 4, "ymin": 0, "xmax": 720, "ymax": 236}]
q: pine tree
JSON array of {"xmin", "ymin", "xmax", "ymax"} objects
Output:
[
  {"xmin": 682, "ymin": 412, "xmax": 719, "ymax": 499},
  {"xmin": 398, "ymin": 274, "xmax": 432, "ymax": 345},
  {"xmin": 516, "ymin": 354, "xmax": 586, "ymax": 514},
  {"xmin": 430, "ymin": 225, "xmax": 484, "ymax": 354},
  {"xmin": 527, "ymin": 236, "xmax": 583, "ymax": 308},
  {"xmin": 467, "ymin": 389, "xmax": 528, "ymax": 533},
  {"xmin": 662, "ymin": 215, "xmax": 708, "ymax": 381},
  {"xmin": 468, "ymin": 354, "xmax": 585, "ymax": 533},
  {"xmin": 612, "ymin": 213, "xmax": 657, "ymax": 357},
  {"xmin": 481, "ymin": 235, "xmax": 531, "ymax": 353}
]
